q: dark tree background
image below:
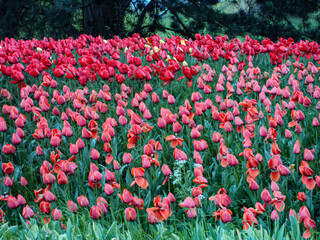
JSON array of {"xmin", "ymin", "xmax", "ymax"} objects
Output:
[{"xmin": 0, "ymin": 0, "xmax": 319, "ymax": 41}]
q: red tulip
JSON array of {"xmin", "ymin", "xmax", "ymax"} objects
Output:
[
  {"xmin": 118, "ymin": 189, "xmax": 133, "ymax": 204},
  {"xmin": 152, "ymin": 92, "xmax": 159, "ymax": 103},
  {"xmin": 261, "ymin": 189, "xmax": 272, "ymax": 202},
  {"xmin": 299, "ymin": 206, "xmax": 311, "ymax": 223},
  {"xmin": 293, "ymin": 140, "xmax": 301, "ymax": 154},
  {"xmin": 162, "ymin": 164, "xmax": 172, "ymax": 176},
  {"xmin": 52, "ymin": 208, "xmax": 62, "ymax": 221},
  {"xmin": 21, "ymin": 176, "xmax": 28, "ymax": 186},
  {"xmin": 172, "ymin": 122, "xmax": 182, "ymax": 133},
  {"xmin": 67, "ymin": 200, "xmax": 78, "ymax": 213},
  {"xmin": 76, "ymin": 138, "xmax": 85, "ymax": 150},
  {"xmin": 123, "ymin": 152, "xmax": 133, "ymax": 164},
  {"xmin": 297, "ymin": 192, "xmax": 307, "ymax": 202},
  {"xmin": 242, "ymin": 207, "xmax": 258, "ymax": 230},
  {"xmin": 91, "ymin": 149, "xmax": 100, "ymax": 160},
  {"xmin": 0, "ymin": 117, "xmax": 7, "ymax": 132},
  {"xmin": 104, "ymin": 183, "xmax": 114, "ymax": 195},
  {"xmin": 125, "ymin": 207, "xmax": 137, "ymax": 221},
  {"xmin": 22, "ymin": 205, "xmax": 34, "ymax": 219},
  {"xmin": 82, "ymin": 127, "xmax": 92, "ymax": 139},
  {"xmin": 7, "ymin": 196, "xmax": 19, "ymax": 209},
  {"xmin": 42, "ymin": 173, "xmax": 56, "ymax": 185},
  {"xmin": 269, "ymin": 191, "xmax": 286, "ymax": 212},
  {"xmin": 226, "ymin": 154, "xmax": 238, "ymax": 166},
  {"xmin": 96, "ymin": 197, "xmax": 108, "ymax": 213},
  {"xmin": 304, "ymin": 148, "xmax": 314, "ymax": 161},
  {"xmin": 77, "ymin": 195, "xmax": 89, "ymax": 207},
  {"xmin": 277, "ymin": 164, "xmax": 290, "ymax": 176},
  {"xmin": 57, "ymin": 171, "xmax": 68, "ymax": 185},
  {"xmin": 40, "ymin": 201, "xmax": 51, "ymax": 214},
  {"xmin": 285, "ymin": 129, "xmax": 292, "ymax": 138},
  {"xmin": 173, "ymin": 148, "xmax": 188, "ymax": 161},
  {"xmin": 179, "ymin": 197, "xmax": 195, "ymax": 209},
  {"xmin": 186, "ymin": 208, "xmax": 197, "ymax": 218},
  {"xmin": 12, "ymin": 133, "xmax": 21, "ymax": 145},
  {"xmin": 2, "ymin": 162, "xmax": 14, "ymax": 175},
  {"xmin": 4, "ymin": 175, "xmax": 13, "ymax": 187},
  {"xmin": 50, "ymin": 135, "xmax": 60, "ymax": 147},
  {"xmin": 221, "ymin": 208, "xmax": 232, "ymax": 223},
  {"xmin": 270, "ymin": 210, "xmax": 279, "ymax": 221},
  {"xmin": 289, "ymin": 209, "xmax": 298, "ymax": 221},
  {"xmin": 90, "ymin": 205, "xmax": 101, "ymax": 220},
  {"xmin": 16, "ymin": 194, "xmax": 26, "ymax": 206},
  {"xmin": 209, "ymin": 188, "xmax": 231, "ymax": 208}
]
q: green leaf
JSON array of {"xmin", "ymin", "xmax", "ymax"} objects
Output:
[
  {"xmin": 92, "ymin": 222, "xmax": 102, "ymax": 240},
  {"xmin": 28, "ymin": 224, "xmax": 39, "ymax": 239},
  {"xmin": 66, "ymin": 218, "xmax": 73, "ymax": 240},
  {"xmin": 105, "ymin": 221, "xmax": 116, "ymax": 239},
  {"xmin": 274, "ymin": 223, "xmax": 285, "ymax": 240}
]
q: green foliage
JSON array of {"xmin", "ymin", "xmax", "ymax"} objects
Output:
[
  {"xmin": 0, "ymin": 215, "xmax": 309, "ymax": 239},
  {"xmin": 0, "ymin": 0, "xmax": 319, "ymax": 41}
]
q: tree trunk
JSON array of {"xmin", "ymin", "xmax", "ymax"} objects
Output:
[{"xmin": 83, "ymin": 0, "xmax": 131, "ymax": 39}]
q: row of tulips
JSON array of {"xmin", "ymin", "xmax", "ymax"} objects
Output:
[{"xmin": 0, "ymin": 33, "xmax": 320, "ymax": 238}]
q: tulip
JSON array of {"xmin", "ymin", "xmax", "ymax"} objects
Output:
[
  {"xmin": 52, "ymin": 208, "xmax": 62, "ymax": 221},
  {"xmin": 271, "ymin": 181, "xmax": 279, "ymax": 191},
  {"xmin": 299, "ymin": 206, "xmax": 311, "ymax": 223},
  {"xmin": 57, "ymin": 171, "xmax": 68, "ymax": 185},
  {"xmin": 179, "ymin": 197, "xmax": 195, "ymax": 209},
  {"xmin": 157, "ymin": 117, "xmax": 166, "ymax": 128},
  {"xmin": 261, "ymin": 189, "xmax": 272, "ymax": 202},
  {"xmin": 2, "ymin": 162, "xmax": 14, "ymax": 175},
  {"xmin": 297, "ymin": 192, "xmax": 307, "ymax": 202},
  {"xmin": 4, "ymin": 175, "xmax": 13, "ymax": 187},
  {"xmin": 91, "ymin": 149, "xmax": 100, "ymax": 160},
  {"xmin": 186, "ymin": 208, "xmax": 197, "ymax": 218},
  {"xmin": 44, "ymin": 190, "xmax": 56, "ymax": 202},
  {"xmin": 0, "ymin": 118, "xmax": 7, "ymax": 132},
  {"xmin": 40, "ymin": 201, "xmax": 51, "ymax": 214},
  {"xmin": 77, "ymin": 195, "xmax": 89, "ymax": 207},
  {"xmin": 22, "ymin": 205, "xmax": 34, "ymax": 219},
  {"xmin": 104, "ymin": 184, "xmax": 114, "ymax": 195},
  {"xmin": 67, "ymin": 200, "xmax": 78, "ymax": 213},
  {"xmin": 293, "ymin": 140, "xmax": 301, "ymax": 154},
  {"xmin": 304, "ymin": 148, "xmax": 314, "ymax": 161},
  {"xmin": 21, "ymin": 176, "xmax": 28, "ymax": 186},
  {"xmin": 148, "ymin": 211, "xmax": 158, "ymax": 224},
  {"xmin": 17, "ymin": 194, "xmax": 26, "ymax": 206},
  {"xmin": 43, "ymin": 173, "xmax": 56, "ymax": 185},
  {"xmin": 221, "ymin": 209, "xmax": 232, "ymax": 223},
  {"xmin": 289, "ymin": 209, "xmax": 298, "ymax": 221},
  {"xmin": 97, "ymin": 197, "xmax": 109, "ymax": 214},
  {"xmin": 123, "ymin": 152, "xmax": 133, "ymax": 164},
  {"xmin": 162, "ymin": 164, "xmax": 172, "ymax": 176},
  {"xmin": 76, "ymin": 138, "xmax": 85, "ymax": 149},
  {"xmin": 173, "ymin": 148, "xmax": 188, "ymax": 161},
  {"xmin": 143, "ymin": 144, "xmax": 154, "ymax": 156},
  {"xmin": 172, "ymin": 122, "xmax": 182, "ymax": 133},
  {"xmin": 118, "ymin": 189, "xmax": 133, "ymax": 204},
  {"xmin": 125, "ymin": 207, "xmax": 137, "ymax": 221},
  {"xmin": 285, "ymin": 129, "xmax": 292, "ymax": 138},
  {"xmin": 7, "ymin": 196, "xmax": 19, "ymax": 209},
  {"xmin": 270, "ymin": 210, "xmax": 279, "ymax": 221}
]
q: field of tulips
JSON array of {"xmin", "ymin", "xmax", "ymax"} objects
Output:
[{"xmin": 0, "ymin": 33, "xmax": 320, "ymax": 239}]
